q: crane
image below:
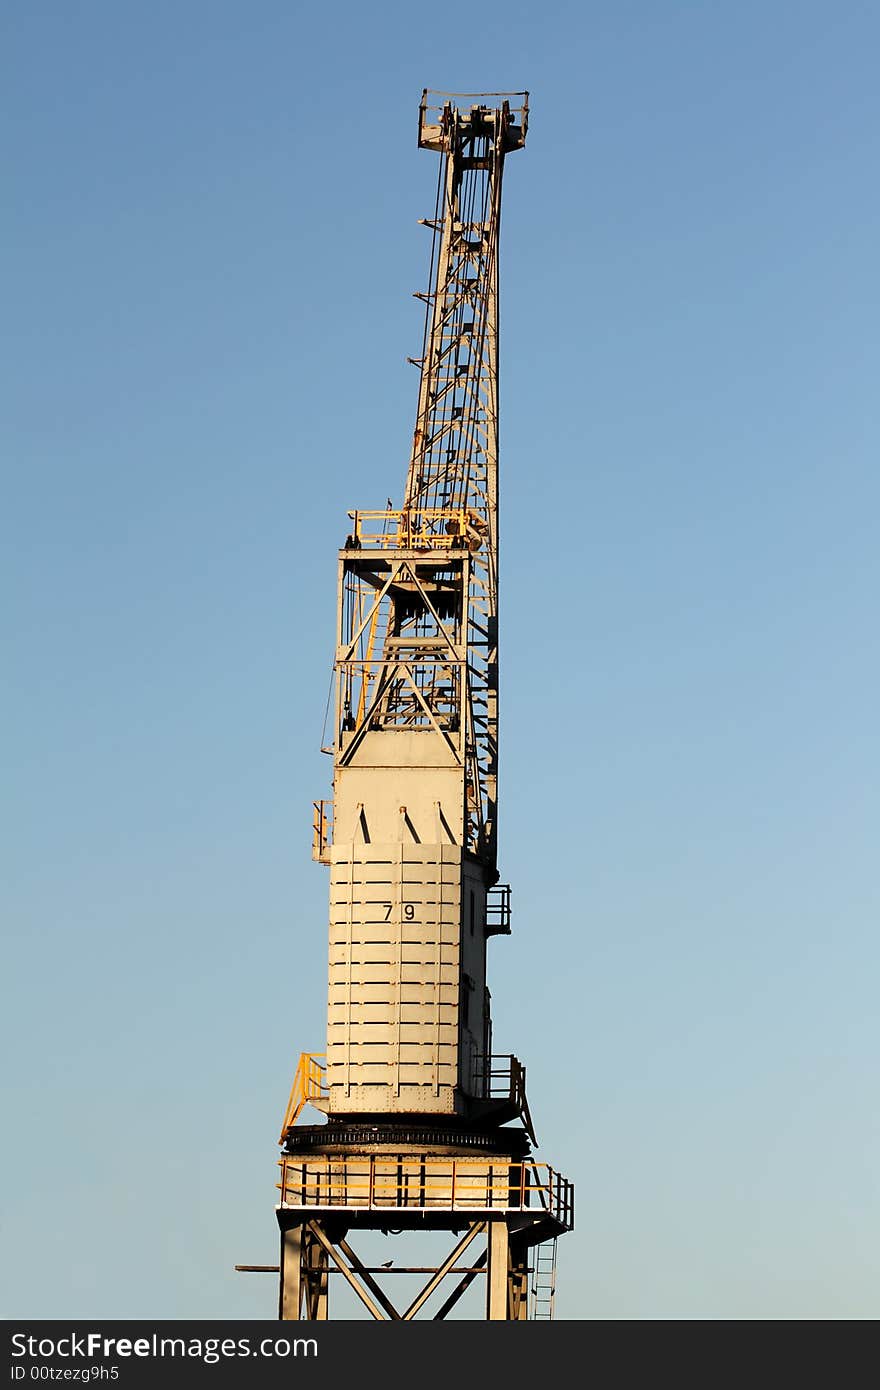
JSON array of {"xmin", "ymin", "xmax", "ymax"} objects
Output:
[{"xmin": 274, "ymin": 90, "xmax": 573, "ymax": 1322}]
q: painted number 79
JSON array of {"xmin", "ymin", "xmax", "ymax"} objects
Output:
[{"xmin": 384, "ymin": 904, "xmax": 416, "ymax": 921}]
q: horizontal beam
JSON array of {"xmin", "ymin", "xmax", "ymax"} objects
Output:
[{"xmin": 237, "ymin": 1265, "xmax": 490, "ymax": 1275}]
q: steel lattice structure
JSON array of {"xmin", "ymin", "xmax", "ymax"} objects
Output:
[{"xmin": 335, "ymin": 93, "xmax": 525, "ymax": 867}]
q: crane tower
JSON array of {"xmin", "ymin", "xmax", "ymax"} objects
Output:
[{"xmin": 275, "ymin": 90, "xmax": 573, "ymax": 1321}]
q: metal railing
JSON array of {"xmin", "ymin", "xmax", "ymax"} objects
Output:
[
  {"xmin": 312, "ymin": 800, "xmax": 332, "ymax": 863},
  {"xmin": 345, "ymin": 508, "xmax": 485, "ymax": 553},
  {"xmin": 485, "ymin": 883, "xmax": 511, "ymax": 936},
  {"xmin": 280, "ymin": 1053, "xmax": 328, "ymax": 1140},
  {"xmin": 418, "ymin": 90, "xmax": 529, "ymax": 147},
  {"xmin": 473, "ymin": 1053, "xmax": 537, "ymax": 1145},
  {"xmin": 277, "ymin": 1155, "xmax": 573, "ymax": 1229}
]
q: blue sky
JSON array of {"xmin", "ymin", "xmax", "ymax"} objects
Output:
[{"xmin": 3, "ymin": 1, "xmax": 878, "ymax": 1319}]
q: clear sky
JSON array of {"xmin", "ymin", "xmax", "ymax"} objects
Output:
[{"xmin": 3, "ymin": 1, "xmax": 878, "ymax": 1320}]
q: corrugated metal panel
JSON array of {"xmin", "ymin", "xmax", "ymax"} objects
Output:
[{"xmin": 327, "ymin": 843, "xmax": 463, "ymax": 1113}]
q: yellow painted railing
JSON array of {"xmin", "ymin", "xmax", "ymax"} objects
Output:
[
  {"xmin": 345, "ymin": 508, "xmax": 486, "ymax": 552},
  {"xmin": 280, "ymin": 1053, "xmax": 328, "ymax": 1140},
  {"xmin": 277, "ymin": 1155, "xmax": 574, "ymax": 1230}
]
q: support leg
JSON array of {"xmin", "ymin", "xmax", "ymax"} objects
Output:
[
  {"xmin": 303, "ymin": 1227, "xmax": 329, "ymax": 1320},
  {"xmin": 486, "ymin": 1219, "xmax": 509, "ymax": 1320},
  {"xmin": 509, "ymin": 1239, "xmax": 530, "ymax": 1320},
  {"xmin": 279, "ymin": 1223, "xmax": 304, "ymax": 1321}
]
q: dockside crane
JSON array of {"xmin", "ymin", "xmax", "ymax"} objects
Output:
[{"xmin": 274, "ymin": 91, "xmax": 573, "ymax": 1322}]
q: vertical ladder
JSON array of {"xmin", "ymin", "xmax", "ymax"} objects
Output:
[{"xmin": 529, "ymin": 1238, "xmax": 557, "ymax": 1320}]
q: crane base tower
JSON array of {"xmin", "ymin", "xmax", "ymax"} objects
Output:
[{"xmin": 276, "ymin": 1121, "xmax": 572, "ymax": 1320}]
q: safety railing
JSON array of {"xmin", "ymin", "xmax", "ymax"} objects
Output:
[
  {"xmin": 485, "ymin": 883, "xmax": 511, "ymax": 936},
  {"xmin": 277, "ymin": 1155, "xmax": 573, "ymax": 1229},
  {"xmin": 280, "ymin": 1053, "xmax": 328, "ymax": 1140},
  {"xmin": 344, "ymin": 508, "xmax": 485, "ymax": 553},
  {"xmin": 418, "ymin": 90, "xmax": 529, "ymax": 148},
  {"xmin": 312, "ymin": 800, "xmax": 332, "ymax": 863},
  {"xmin": 473, "ymin": 1053, "xmax": 537, "ymax": 1145}
]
